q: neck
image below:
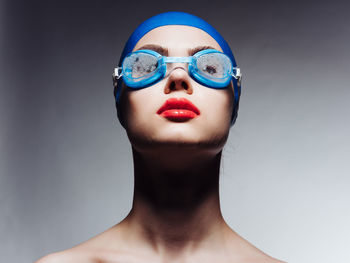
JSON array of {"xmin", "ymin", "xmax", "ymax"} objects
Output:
[{"xmin": 123, "ymin": 147, "xmax": 228, "ymax": 257}]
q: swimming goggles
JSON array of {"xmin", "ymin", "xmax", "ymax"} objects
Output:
[{"xmin": 113, "ymin": 49, "xmax": 241, "ymax": 90}]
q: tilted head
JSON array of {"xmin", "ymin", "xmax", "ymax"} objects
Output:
[{"xmin": 113, "ymin": 12, "xmax": 242, "ymax": 154}]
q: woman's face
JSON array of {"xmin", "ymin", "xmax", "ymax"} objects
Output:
[{"xmin": 121, "ymin": 25, "xmax": 234, "ymax": 154}]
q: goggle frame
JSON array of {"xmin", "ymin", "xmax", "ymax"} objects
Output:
[{"xmin": 113, "ymin": 49, "xmax": 241, "ymax": 90}]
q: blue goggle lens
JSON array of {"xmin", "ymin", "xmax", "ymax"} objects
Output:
[
  {"xmin": 123, "ymin": 52, "xmax": 159, "ymax": 80},
  {"xmin": 195, "ymin": 52, "xmax": 231, "ymax": 79}
]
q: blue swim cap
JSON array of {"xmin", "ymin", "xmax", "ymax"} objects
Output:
[{"xmin": 114, "ymin": 11, "xmax": 241, "ymax": 126}]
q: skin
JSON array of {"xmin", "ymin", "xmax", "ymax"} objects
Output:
[{"xmin": 36, "ymin": 25, "xmax": 286, "ymax": 263}]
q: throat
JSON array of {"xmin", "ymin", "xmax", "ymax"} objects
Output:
[
  {"xmin": 132, "ymin": 147, "xmax": 222, "ymax": 210},
  {"xmin": 126, "ymin": 148, "xmax": 225, "ymax": 254}
]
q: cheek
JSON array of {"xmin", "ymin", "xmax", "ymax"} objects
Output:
[
  {"xmin": 199, "ymin": 88, "xmax": 234, "ymax": 128},
  {"xmin": 122, "ymin": 88, "xmax": 158, "ymax": 133}
]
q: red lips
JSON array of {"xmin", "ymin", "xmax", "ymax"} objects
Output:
[{"xmin": 157, "ymin": 98, "xmax": 200, "ymax": 122}]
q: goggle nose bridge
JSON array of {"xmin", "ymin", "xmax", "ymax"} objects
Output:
[
  {"xmin": 161, "ymin": 56, "xmax": 193, "ymax": 76},
  {"xmin": 162, "ymin": 57, "xmax": 192, "ymax": 63}
]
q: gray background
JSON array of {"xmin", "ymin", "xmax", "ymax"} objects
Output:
[{"xmin": 1, "ymin": 0, "xmax": 349, "ymax": 262}]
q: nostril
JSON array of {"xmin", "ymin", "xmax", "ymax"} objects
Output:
[
  {"xmin": 182, "ymin": 81, "xmax": 188, "ymax": 90},
  {"xmin": 170, "ymin": 82, "xmax": 176, "ymax": 91}
]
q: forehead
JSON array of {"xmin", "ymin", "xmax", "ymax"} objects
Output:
[{"xmin": 132, "ymin": 25, "xmax": 223, "ymax": 53}]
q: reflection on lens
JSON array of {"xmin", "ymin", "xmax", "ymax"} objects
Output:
[
  {"xmin": 124, "ymin": 52, "xmax": 158, "ymax": 79},
  {"xmin": 196, "ymin": 53, "xmax": 231, "ymax": 79}
]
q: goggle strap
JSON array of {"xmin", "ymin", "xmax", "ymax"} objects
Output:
[
  {"xmin": 231, "ymin": 67, "xmax": 242, "ymax": 80},
  {"xmin": 113, "ymin": 67, "xmax": 123, "ymax": 80}
]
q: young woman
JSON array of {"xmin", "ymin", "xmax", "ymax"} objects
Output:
[{"xmin": 37, "ymin": 11, "xmax": 285, "ymax": 263}]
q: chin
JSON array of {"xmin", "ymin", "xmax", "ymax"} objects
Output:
[
  {"xmin": 128, "ymin": 123, "xmax": 229, "ymax": 156},
  {"xmin": 125, "ymin": 110, "xmax": 231, "ymax": 153}
]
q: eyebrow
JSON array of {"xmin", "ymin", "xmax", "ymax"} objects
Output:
[{"xmin": 135, "ymin": 44, "xmax": 217, "ymax": 56}]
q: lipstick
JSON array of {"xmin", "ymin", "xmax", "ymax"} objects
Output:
[{"xmin": 157, "ymin": 98, "xmax": 200, "ymax": 122}]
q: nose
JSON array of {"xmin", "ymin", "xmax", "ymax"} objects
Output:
[{"xmin": 163, "ymin": 67, "xmax": 193, "ymax": 95}]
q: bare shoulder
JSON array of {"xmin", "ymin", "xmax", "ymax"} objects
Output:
[
  {"xmin": 261, "ymin": 257, "xmax": 287, "ymax": 263},
  {"xmin": 237, "ymin": 248, "xmax": 287, "ymax": 263},
  {"xmin": 223, "ymin": 227, "xmax": 287, "ymax": 263},
  {"xmin": 265, "ymin": 258, "xmax": 287, "ymax": 263},
  {"xmin": 34, "ymin": 248, "xmax": 97, "ymax": 263},
  {"xmin": 34, "ymin": 223, "xmax": 133, "ymax": 263},
  {"xmin": 35, "ymin": 247, "xmax": 155, "ymax": 263},
  {"xmin": 228, "ymin": 255, "xmax": 286, "ymax": 263},
  {"xmin": 232, "ymin": 254, "xmax": 286, "ymax": 263}
]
